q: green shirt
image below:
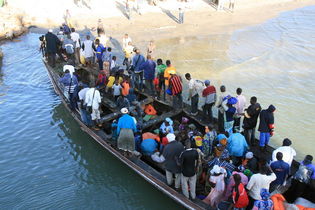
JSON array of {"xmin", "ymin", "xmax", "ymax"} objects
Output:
[{"xmin": 157, "ymin": 64, "xmax": 167, "ymax": 76}]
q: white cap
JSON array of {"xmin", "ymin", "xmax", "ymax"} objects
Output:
[
  {"xmin": 166, "ymin": 133, "xmax": 176, "ymax": 142},
  {"xmin": 48, "ymin": 29, "xmax": 53, "ymax": 33},
  {"xmin": 121, "ymin": 108, "xmax": 129, "ymax": 114},
  {"xmin": 245, "ymin": 152, "xmax": 254, "ymax": 159},
  {"xmin": 210, "ymin": 165, "xmax": 221, "ymax": 174}
]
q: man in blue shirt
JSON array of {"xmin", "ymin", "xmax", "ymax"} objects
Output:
[
  {"xmin": 139, "ymin": 54, "xmax": 156, "ymax": 96},
  {"xmin": 131, "ymin": 49, "xmax": 145, "ymax": 91},
  {"xmin": 227, "ymin": 132, "xmax": 248, "ymax": 165},
  {"xmin": 270, "ymin": 152, "xmax": 290, "ymax": 192}
]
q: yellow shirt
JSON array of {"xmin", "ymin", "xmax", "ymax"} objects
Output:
[
  {"xmin": 124, "ymin": 45, "xmax": 134, "ymax": 58},
  {"xmin": 164, "ymin": 66, "xmax": 176, "ymax": 86},
  {"xmin": 107, "ymin": 76, "xmax": 115, "ymax": 88}
]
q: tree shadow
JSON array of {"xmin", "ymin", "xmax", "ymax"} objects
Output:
[
  {"xmin": 73, "ymin": 0, "xmax": 92, "ymax": 10},
  {"xmin": 160, "ymin": 7, "xmax": 179, "ymax": 24},
  {"xmin": 115, "ymin": 1, "xmax": 130, "ymax": 20}
]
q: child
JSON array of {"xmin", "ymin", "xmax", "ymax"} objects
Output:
[
  {"xmin": 112, "ymin": 79, "xmax": 122, "ymax": 102},
  {"xmin": 203, "ymin": 125, "xmax": 217, "ymax": 158},
  {"xmin": 106, "ymin": 73, "xmax": 115, "ymax": 93},
  {"xmin": 110, "ymin": 56, "xmax": 118, "ymax": 73}
]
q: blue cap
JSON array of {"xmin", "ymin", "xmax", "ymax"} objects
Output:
[{"xmin": 204, "ymin": 80, "xmax": 210, "ymax": 86}]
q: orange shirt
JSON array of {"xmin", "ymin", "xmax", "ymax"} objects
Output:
[
  {"xmin": 144, "ymin": 104, "xmax": 157, "ymax": 115},
  {"xmin": 142, "ymin": 132, "xmax": 160, "ymax": 142},
  {"xmin": 164, "ymin": 66, "xmax": 176, "ymax": 86},
  {"xmin": 121, "ymin": 81, "xmax": 130, "ymax": 96}
]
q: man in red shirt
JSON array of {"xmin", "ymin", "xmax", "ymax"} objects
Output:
[
  {"xmin": 169, "ymin": 72, "xmax": 183, "ymax": 108},
  {"xmin": 202, "ymin": 80, "xmax": 216, "ymax": 122}
]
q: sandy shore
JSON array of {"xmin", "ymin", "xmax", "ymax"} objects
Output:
[{"xmin": 0, "ymin": 0, "xmax": 314, "ymax": 42}]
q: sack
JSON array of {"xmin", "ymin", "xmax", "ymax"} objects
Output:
[
  {"xmin": 65, "ymin": 44, "xmax": 74, "ymax": 54},
  {"xmin": 293, "ymin": 164, "xmax": 313, "ymax": 184},
  {"xmin": 86, "ymin": 105, "xmax": 92, "ymax": 114}
]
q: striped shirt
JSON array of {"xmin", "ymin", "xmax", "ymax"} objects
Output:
[{"xmin": 170, "ymin": 75, "xmax": 182, "ymax": 96}]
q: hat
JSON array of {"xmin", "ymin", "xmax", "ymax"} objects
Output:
[
  {"xmin": 121, "ymin": 108, "xmax": 129, "ymax": 114},
  {"xmin": 260, "ymin": 188, "xmax": 270, "ymax": 200},
  {"xmin": 48, "ymin": 29, "xmax": 53, "ymax": 33},
  {"xmin": 188, "ymin": 124, "xmax": 196, "ymax": 130},
  {"xmin": 204, "ymin": 80, "xmax": 210, "ymax": 86},
  {"xmin": 245, "ymin": 152, "xmax": 254, "ymax": 159},
  {"xmin": 210, "ymin": 165, "xmax": 222, "ymax": 174},
  {"xmin": 166, "ymin": 133, "xmax": 176, "ymax": 142},
  {"xmin": 165, "ymin": 117, "xmax": 173, "ymax": 126},
  {"xmin": 169, "ymin": 70, "xmax": 176, "ymax": 75},
  {"xmin": 181, "ymin": 117, "xmax": 189, "ymax": 124},
  {"xmin": 243, "ymin": 169, "xmax": 253, "ymax": 177}
]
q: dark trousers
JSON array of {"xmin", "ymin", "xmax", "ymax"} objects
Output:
[
  {"xmin": 173, "ymin": 93, "xmax": 183, "ymax": 108},
  {"xmin": 191, "ymin": 94, "xmax": 199, "ymax": 113},
  {"xmin": 233, "ymin": 117, "xmax": 241, "ymax": 132},
  {"xmin": 158, "ymin": 80, "xmax": 166, "ymax": 100},
  {"xmin": 69, "ymin": 93, "xmax": 77, "ymax": 110},
  {"xmin": 145, "ymin": 79, "xmax": 155, "ymax": 96},
  {"xmin": 218, "ymin": 111, "xmax": 224, "ymax": 133},
  {"xmin": 246, "ymin": 196, "xmax": 255, "ymax": 210},
  {"xmin": 98, "ymin": 59, "xmax": 103, "ymax": 70},
  {"xmin": 134, "ymin": 72, "xmax": 143, "ymax": 91},
  {"xmin": 244, "ymin": 128, "xmax": 256, "ymax": 146},
  {"xmin": 203, "ymin": 102, "xmax": 214, "ymax": 122},
  {"xmin": 47, "ymin": 52, "xmax": 56, "ymax": 67}
]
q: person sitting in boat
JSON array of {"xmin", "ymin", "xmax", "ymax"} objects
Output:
[
  {"xmin": 151, "ymin": 133, "xmax": 185, "ymax": 191},
  {"xmin": 116, "ymin": 95, "xmax": 130, "ymax": 110},
  {"xmin": 178, "ymin": 117, "xmax": 189, "ymax": 132},
  {"xmin": 239, "ymin": 151, "xmax": 258, "ymax": 174},
  {"xmin": 121, "ymin": 76, "xmax": 130, "ymax": 97},
  {"xmin": 140, "ymin": 132, "xmax": 160, "ymax": 156},
  {"xmin": 143, "ymin": 103, "xmax": 157, "ymax": 122},
  {"xmin": 59, "ymin": 69, "xmax": 78, "ymax": 110},
  {"xmin": 96, "ymin": 70, "xmax": 107, "ymax": 90},
  {"xmin": 252, "ymin": 188, "xmax": 273, "ymax": 210},
  {"xmin": 84, "ymin": 82, "xmax": 102, "ymax": 130},
  {"xmin": 160, "ymin": 118, "xmax": 174, "ymax": 134},
  {"xmin": 227, "ymin": 132, "xmax": 249, "ymax": 166},
  {"xmin": 117, "ymin": 107, "xmax": 139, "ymax": 156},
  {"xmin": 271, "ymin": 138, "xmax": 296, "ymax": 167}
]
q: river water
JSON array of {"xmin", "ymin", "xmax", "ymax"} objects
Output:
[
  {"xmin": 0, "ymin": 5, "xmax": 314, "ymax": 209},
  {"xmin": 155, "ymin": 5, "xmax": 315, "ymax": 160},
  {"xmin": 0, "ymin": 34, "xmax": 180, "ymax": 209}
]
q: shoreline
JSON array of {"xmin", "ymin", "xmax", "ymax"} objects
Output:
[{"xmin": 0, "ymin": 0, "xmax": 314, "ymax": 42}]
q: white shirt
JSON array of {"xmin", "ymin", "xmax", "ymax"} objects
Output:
[
  {"xmin": 188, "ymin": 79, "xmax": 198, "ymax": 97},
  {"xmin": 110, "ymin": 60, "xmax": 116, "ymax": 70},
  {"xmin": 82, "ymin": 40, "xmax": 94, "ymax": 58},
  {"xmin": 216, "ymin": 92, "xmax": 230, "ymax": 113},
  {"xmin": 235, "ymin": 94, "xmax": 246, "ymax": 115},
  {"xmin": 78, "ymin": 87, "xmax": 89, "ymax": 104},
  {"xmin": 112, "ymin": 84, "xmax": 122, "ymax": 96},
  {"xmin": 272, "ymin": 146, "xmax": 296, "ymax": 166},
  {"xmin": 63, "ymin": 65, "xmax": 75, "ymax": 76},
  {"xmin": 85, "ymin": 88, "xmax": 101, "ymax": 109},
  {"xmin": 70, "ymin": 32, "xmax": 80, "ymax": 48},
  {"xmin": 123, "ymin": 37, "xmax": 132, "ymax": 49},
  {"xmin": 246, "ymin": 173, "xmax": 276, "ymax": 200}
]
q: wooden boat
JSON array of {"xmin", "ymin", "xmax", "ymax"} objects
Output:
[
  {"xmin": 43, "ymin": 60, "xmax": 209, "ymax": 210},
  {"xmin": 44, "ymin": 60, "xmax": 314, "ymax": 209}
]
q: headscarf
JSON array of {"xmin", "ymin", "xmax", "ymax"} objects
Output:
[{"xmin": 260, "ymin": 188, "xmax": 270, "ymax": 201}]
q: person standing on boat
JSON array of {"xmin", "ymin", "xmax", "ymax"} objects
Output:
[
  {"xmin": 95, "ymin": 39, "xmax": 106, "ymax": 70},
  {"xmin": 156, "ymin": 59, "xmax": 167, "ymax": 100},
  {"xmin": 185, "ymin": 73, "xmax": 199, "ymax": 116},
  {"xmin": 202, "ymin": 80, "xmax": 216, "ymax": 122},
  {"xmin": 117, "ymin": 108, "xmax": 138, "ymax": 155},
  {"xmin": 81, "ymin": 35, "xmax": 95, "ymax": 68},
  {"xmin": 139, "ymin": 54, "xmax": 156, "ymax": 96},
  {"xmin": 131, "ymin": 49, "xmax": 145, "ymax": 91},
  {"xmin": 151, "ymin": 133, "xmax": 185, "ymax": 190},
  {"xmin": 85, "ymin": 83, "xmax": 102, "ymax": 130},
  {"xmin": 45, "ymin": 29, "xmax": 61, "ymax": 67},
  {"xmin": 164, "ymin": 60, "xmax": 176, "ymax": 96},
  {"xmin": 216, "ymin": 85, "xmax": 229, "ymax": 132},
  {"xmin": 179, "ymin": 146, "xmax": 199, "ymax": 200},
  {"xmin": 59, "ymin": 69, "xmax": 78, "ymax": 110},
  {"xmin": 258, "ymin": 104, "xmax": 276, "ymax": 151},
  {"xmin": 234, "ymin": 87, "xmax": 246, "ymax": 133},
  {"xmin": 63, "ymin": 34, "xmax": 75, "ymax": 65},
  {"xmin": 123, "ymin": 41, "xmax": 134, "ymax": 71},
  {"xmin": 78, "ymin": 84, "xmax": 92, "ymax": 127},
  {"xmin": 271, "ymin": 138, "xmax": 296, "ymax": 167},
  {"xmin": 169, "ymin": 71, "xmax": 183, "ymax": 108},
  {"xmin": 243, "ymin": 96, "xmax": 261, "ymax": 146},
  {"xmin": 70, "ymin": 28, "xmax": 81, "ymax": 65},
  {"xmin": 222, "ymin": 96, "xmax": 237, "ymax": 136}
]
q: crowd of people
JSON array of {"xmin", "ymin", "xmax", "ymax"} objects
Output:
[{"xmin": 42, "ymin": 23, "xmax": 315, "ymax": 209}]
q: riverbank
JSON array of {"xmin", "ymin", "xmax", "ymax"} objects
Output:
[{"xmin": 0, "ymin": 0, "xmax": 314, "ymax": 42}]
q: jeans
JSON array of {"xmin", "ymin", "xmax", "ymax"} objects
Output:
[
  {"xmin": 181, "ymin": 174, "xmax": 196, "ymax": 199},
  {"xmin": 134, "ymin": 71, "xmax": 143, "ymax": 91},
  {"xmin": 244, "ymin": 128, "xmax": 256, "ymax": 146},
  {"xmin": 203, "ymin": 102, "xmax": 214, "ymax": 122},
  {"xmin": 191, "ymin": 94, "xmax": 199, "ymax": 113},
  {"xmin": 173, "ymin": 93, "xmax": 183, "ymax": 108},
  {"xmin": 218, "ymin": 110, "xmax": 224, "ymax": 132},
  {"xmin": 259, "ymin": 132, "xmax": 270, "ymax": 147},
  {"xmin": 166, "ymin": 170, "xmax": 181, "ymax": 189},
  {"xmin": 80, "ymin": 108, "xmax": 92, "ymax": 126},
  {"xmin": 145, "ymin": 79, "xmax": 155, "ymax": 96}
]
